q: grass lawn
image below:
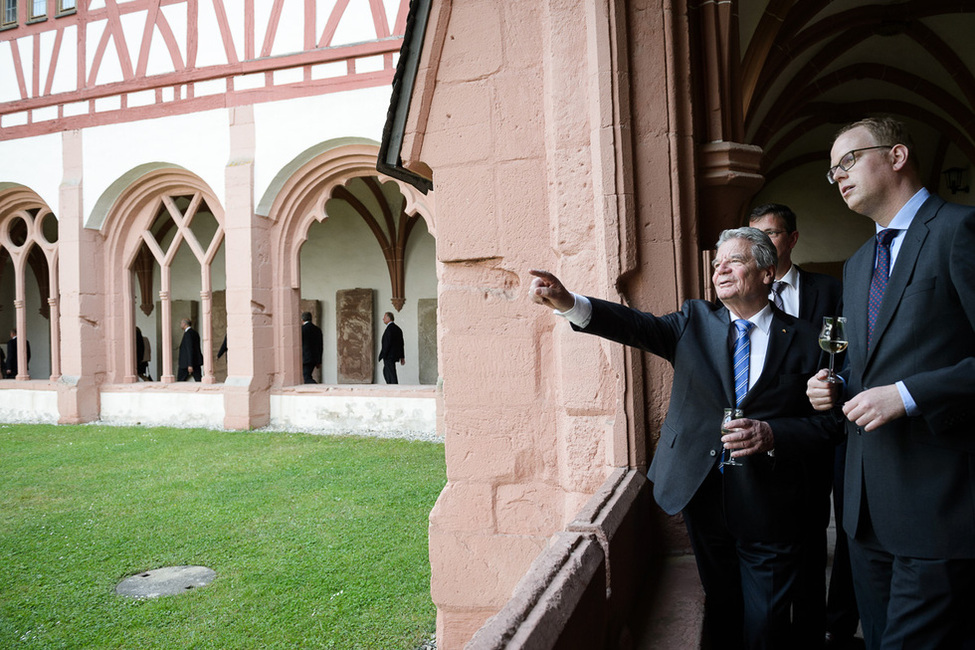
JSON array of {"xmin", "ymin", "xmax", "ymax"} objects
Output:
[{"xmin": 0, "ymin": 424, "xmax": 446, "ymax": 649}]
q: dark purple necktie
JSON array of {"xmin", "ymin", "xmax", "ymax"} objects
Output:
[{"xmin": 867, "ymin": 228, "xmax": 898, "ymax": 349}]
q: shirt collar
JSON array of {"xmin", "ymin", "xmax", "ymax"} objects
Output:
[
  {"xmin": 750, "ymin": 304, "xmax": 774, "ymax": 334},
  {"xmin": 729, "ymin": 303, "xmax": 773, "ymax": 334},
  {"xmin": 778, "ymin": 264, "xmax": 799, "ymax": 288},
  {"xmin": 882, "ymin": 187, "xmax": 929, "ymax": 233}
]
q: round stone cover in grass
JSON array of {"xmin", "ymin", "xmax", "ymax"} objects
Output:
[{"xmin": 116, "ymin": 566, "xmax": 216, "ymax": 598}]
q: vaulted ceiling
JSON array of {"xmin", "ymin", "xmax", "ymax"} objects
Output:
[{"xmin": 740, "ymin": 0, "xmax": 975, "ymax": 193}]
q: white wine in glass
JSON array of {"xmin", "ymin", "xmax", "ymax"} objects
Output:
[
  {"xmin": 818, "ymin": 316, "xmax": 848, "ymax": 383},
  {"xmin": 719, "ymin": 408, "xmax": 745, "ymax": 468}
]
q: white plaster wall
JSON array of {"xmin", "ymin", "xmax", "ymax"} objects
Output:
[
  {"xmin": 75, "ymin": 84, "xmax": 393, "ymax": 232},
  {"xmin": 269, "ymin": 393, "xmax": 437, "ymax": 435},
  {"xmin": 0, "ymin": 388, "xmax": 59, "ymax": 423},
  {"xmin": 252, "ymin": 86, "xmax": 395, "ymax": 202},
  {"xmin": 99, "ymin": 390, "xmax": 225, "ymax": 428},
  {"xmin": 0, "ymin": 133, "xmax": 62, "ymax": 212},
  {"xmin": 82, "ymin": 111, "xmax": 231, "ymax": 226}
]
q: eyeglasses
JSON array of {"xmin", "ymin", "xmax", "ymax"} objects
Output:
[{"xmin": 826, "ymin": 145, "xmax": 893, "ymax": 184}]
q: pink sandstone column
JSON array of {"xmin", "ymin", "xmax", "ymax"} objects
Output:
[
  {"xmin": 57, "ymin": 129, "xmax": 104, "ymax": 423},
  {"xmin": 222, "ymin": 105, "xmax": 273, "ymax": 429}
]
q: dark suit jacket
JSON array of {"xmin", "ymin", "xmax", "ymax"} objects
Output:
[
  {"xmin": 301, "ymin": 321, "xmax": 323, "ymax": 366},
  {"xmin": 178, "ymin": 327, "xmax": 203, "ymax": 370},
  {"xmin": 579, "ymin": 297, "xmax": 839, "ymax": 543},
  {"xmin": 5, "ymin": 337, "xmax": 30, "ymax": 377},
  {"xmin": 841, "ymin": 196, "xmax": 975, "ymax": 558},
  {"xmin": 794, "ymin": 266, "xmax": 844, "ymax": 527},
  {"xmin": 796, "ymin": 266, "xmax": 843, "ymax": 324},
  {"xmin": 379, "ymin": 322, "xmax": 404, "ymax": 363}
]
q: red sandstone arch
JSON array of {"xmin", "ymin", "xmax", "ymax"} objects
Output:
[
  {"xmin": 98, "ymin": 166, "xmax": 225, "ymax": 384},
  {"xmin": 0, "ymin": 185, "xmax": 60, "ymax": 381},
  {"xmin": 263, "ymin": 140, "xmax": 435, "ymax": 386}
]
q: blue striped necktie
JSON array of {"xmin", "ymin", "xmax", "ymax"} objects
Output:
[{"xmin": 733, "ymin": 319, "xmax": 754, "ymax": 406}]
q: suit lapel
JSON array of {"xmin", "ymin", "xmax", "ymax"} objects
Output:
[
  {"xmin": 707, "ymin": 306, "xmax": 737, "ymax": 408},
  {"xmin": 845, "ymin": 240, "xmax": 874, "ymax": 370},
  {"xmin": 797, "ymin": 267, "xmax": 815, "ymax": 322},
  {"xmin": 866, "ymin": 196, "xmax": 940, "ymax": 364}
]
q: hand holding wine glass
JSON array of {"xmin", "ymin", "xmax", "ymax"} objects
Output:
[
  {"xmin": 818, "ymin": 316, "xmax": 847, "ymax": 384},
  {"xmin": 719, "ymin": 408, "xmax": 745, "ymax": 468}
]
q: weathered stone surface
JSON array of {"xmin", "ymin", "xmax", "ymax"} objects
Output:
[
  {"xmin": 336, "ymin": 288, "xmax": 373, "ymax": 384},
  {"xmin": 417, "ymin": 298, "xmax": 438, "ymax": 385},
  {"xmin": 115, "ymin": 565, "xmax": 216, "ymax": 599}
]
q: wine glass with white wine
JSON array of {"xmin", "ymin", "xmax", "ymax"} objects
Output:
[
  {"xmin": 818, "ymin": 316, "xmax": 848, "ymax": 384},
  {"xmin": 719, "ymin": 408, "xmax": 745, "ymax": 468}
]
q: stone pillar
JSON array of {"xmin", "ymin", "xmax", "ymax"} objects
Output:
[
  {"xmin": 57, "ymin": 129, "xmax": 104, "ymax": 423},
  {"xmin": 336, "ymin": 288, "xmax": 373, "ymax": 384},
  {"xmin": 222, "ymin": 105, "xmax": 273, "ymax": 429},
  {"xmin": 415, "ymin": 0, "xmax": 687, "ymax": 646}
]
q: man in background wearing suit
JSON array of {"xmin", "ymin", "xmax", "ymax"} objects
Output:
[
  {"xmin": 749, "ymin": 204, "xmax": 855, "ymax": 647},
  {"xmin": 378, "ymin": 311, "xmax": 404, "ymax": 384},
  {"xmin": 4, "ymin": 329, "xmax": 29, "ymax": 378},
  {"xmin": 530, "ymin": 228, "xmax": 839, "ymax": 649},
  {"xmin": 808, "ymin": 116, "xmax": 975, "ymax": 649},
  {"xmin": 177, "ymin": 318, "xmax": 203, "ymax": 382},
  {"xmin": 301, "ymin": 311, "xmax": 323, "ymax": 384}
]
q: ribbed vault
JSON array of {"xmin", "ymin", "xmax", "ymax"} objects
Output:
[{"xmin": 738, "ymin": 0, "xmax": 975, "ymax": 187}]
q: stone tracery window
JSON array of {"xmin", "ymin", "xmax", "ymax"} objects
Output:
[
  {"xmin": 0, "ymin": 200, "xmax": 59, "ymax": 381},
  {"xmin": 128, "ymin": 191, "xmax": 224, "ymax": 384}
]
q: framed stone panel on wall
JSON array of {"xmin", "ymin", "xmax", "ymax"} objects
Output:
[
  {"xmin": 336, "ymin": 288, "xmax": 373, "ymax": 383},
  {"xmin": 418, "ymin": 298, "xmax": 438, "ymax": 385}
]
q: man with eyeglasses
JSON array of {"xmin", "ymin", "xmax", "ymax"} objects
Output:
[
  {"xmin": 749, "ymin": 203, "xmax": 851, "ymax": 647},
  {"xmin": 748, "ymin": 203, "xmax": 842, "ymax": 325},
  {"xmin": 808, "ymin": 116, "xmax": 975, "ymax": 649}
]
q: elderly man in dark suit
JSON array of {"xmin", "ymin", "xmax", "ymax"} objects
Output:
[
  {"xmin": 531, "ymin": 227, "xmax": 839, "ymax": 649},
  {"xmin": 808, "ymin": 116, "xmax": 975, "ymax": 649},
  {"xmin": 749, "ymin": 203, "xmax": 853, "ymax": 647},
  {"xmin": 300, "ymin": 311, "xmax": 323, "ymax": 384},
  {"xmin": 177, "ymin": 318, "xmax": 203, "ymax": 382}
]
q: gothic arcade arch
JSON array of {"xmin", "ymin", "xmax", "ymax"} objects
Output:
[
  {"xmin": 0, "ymin": 184, "xmax": 60, "ymax": 382},
  {"xmin": 265, "ymin": 141, "xmax": 436, "ymax": 386},
  {"xmin": 98, "ymin": 167, "xmax": 225, "ymax": 385}
]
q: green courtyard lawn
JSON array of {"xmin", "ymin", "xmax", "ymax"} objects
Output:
[{"xmin": 0, "ymin": 424, "xmax": 446, "ymax": 649}]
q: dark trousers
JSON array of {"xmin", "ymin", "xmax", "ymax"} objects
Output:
[
  {"xmin": 302, "ymin": 363, "xmax": 317, "ymax": 384},
  {"xmin": 682, "ymin": 467, "xmax": 804, "ymax": 650},
  {"xmin": 826, "ymin": 439, "xmax": 859, "ymax": 638},
  {"xmin": 382, "ymin": 359, "xmax": 398, "ymax": 384},
  {"xmin": 792, "ymin": 525, "xmax": 827, "ymax": 647},
  {"xmin": 177, "ymin": 366, "xmax": 201, "ymax": 382},
  {"xmin": 849, "ymin": 511, "xmax": 975, "ymax": 650}
]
